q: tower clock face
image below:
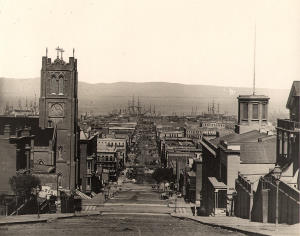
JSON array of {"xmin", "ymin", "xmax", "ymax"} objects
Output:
[{"xmin": 49, "ymin": 103, "xmax": 64, "ymax": 117}]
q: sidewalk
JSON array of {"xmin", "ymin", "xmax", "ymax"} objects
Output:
[
  {"xmin": 171, "ymin": 213, "xmax": 300, "ymax": 236},
  {"xmin": 0, "ymin": 211, "xmax": 100, "ymax": 226},
  {"xmin": 168, "ymin": 197, "xmax": 196, "ymax": 208}
]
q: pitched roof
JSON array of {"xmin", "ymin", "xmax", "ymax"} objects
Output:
[
  {"xmin": 240, "ymin": 138, "xmax": 276, "ymax": 164},
  {"xmin": 209, "ymin": 130, "xmax": 266, "ymax": 147},
  {"xmin": 287, "ymin": 81, "xmax": 300, "ymax": 109},
  {"xmin": 223, "ymin": 130, "xmax": 268, "ymax": 143}
]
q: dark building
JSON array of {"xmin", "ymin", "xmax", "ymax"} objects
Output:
[
  {"xmin": 0, "ymin": 124, "xmax": 34, "ymax": 194},
  {"xmin": 38, "ymin": 51, "xmax": 79, "ymax": 190},
  {"xmin": 97, "ymin": 151, "xmax": 119, "ymax": 182},
  {"xmin": 79, "ymin": 130, "xmax": 98, "ymax": 194},
  {"xmin": 276, "ymin": 81, "xmax": 300, "ymax": 189},
  {"xmin": 0, "ymin": 50, "xmax": 80, "ymax": 195},
  {"xmin": 251, "ymin": 81, "xmax": 300, "ymax": 224}
]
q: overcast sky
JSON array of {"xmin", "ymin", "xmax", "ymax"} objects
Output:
[{"xmin": 0, "ymin": 0, "xmax": 299, "ymax": 89}]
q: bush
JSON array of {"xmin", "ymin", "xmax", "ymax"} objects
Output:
[
  {"xmin": 151, "ymin": 168, "xmax": 174, "ymax": 184},
  {"xmin": 9, "ymin": 174, "xmax": 41, "ymax": 199}
]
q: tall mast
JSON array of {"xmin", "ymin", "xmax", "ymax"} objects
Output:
[{"xmin": 253, "ymin": 22, "xmax": 256, "ymax": 95}]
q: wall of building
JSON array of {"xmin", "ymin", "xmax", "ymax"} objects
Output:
[
  {"xmin": 39, "ymin": 56, "xmax": 78, "ymax": 190},
  {"xmin": 239, "ymin": 163, "xmax": 275, "ymax": 175},
  {"xmin": 195, "ymin": 160, "xmax": 203, "ymax": 204},
  {"xmin": 79, "ymin": 142, "xmax": 87, "ymax": 192},
  {"xmin": 252, "ymin": 177, "xmax": 300, "ymax": 224},
  {"xmin": 235, "ymin": 174, "xmax": 253, "ymax": 219},
  {"xmin": 0, "ymin": 139, "xmax": 16, "ymax": 194}
]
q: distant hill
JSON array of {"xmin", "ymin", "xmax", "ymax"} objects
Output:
[{"xmin": 0, "ymin": 77, "xmax": 289, "ymax": 120}]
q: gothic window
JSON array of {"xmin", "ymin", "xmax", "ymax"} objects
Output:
[
  {"xmin": 58, "ymin": 75, "xmax": 64, "ymax": 95},
  {"xmin": 50, "ymin": 74, "xmax": 58, "ymax": 94},
  {"xmin": 49, "ymin": 73, "xmax": 64, "ymax": 95},
  {"xmin": 58, "ymin": 146, "xmax": 63, "ymax": 160},
  {"xmin": 58, "ymin": 174, "xmax": 63, "ymax": 188}
]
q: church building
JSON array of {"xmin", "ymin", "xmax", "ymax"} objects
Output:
[
  {"xmin": 0, "ymin": 48, "xmax": 80, "ymax": 194},
  {"xmin": 38, "ymin": 48, "xmax": 79, "ymax": 190}
]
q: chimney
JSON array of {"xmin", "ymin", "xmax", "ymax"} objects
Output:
[{"xmin": 3, "ymin": 124, "xmax": 11, "ymax": 138}]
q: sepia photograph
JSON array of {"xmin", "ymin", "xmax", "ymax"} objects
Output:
[{"xmin": 0, "ymin": 0, "xmax": 299, "ymax": 235}]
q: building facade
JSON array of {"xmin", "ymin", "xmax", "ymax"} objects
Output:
[
  {"xmin": 39, "ymin": 53, "xmax": 79, "ymax": 190},
  {"xmin": 235, "ymin": 95, "xmax": 269, "ymax": 134}
]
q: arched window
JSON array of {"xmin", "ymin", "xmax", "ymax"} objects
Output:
[
  {"xmin": 50, "ymin": 74, "xmax": 58, "ymax": 94},
  {"xmin": 57, "ymin": 146, "xmax": 63, "ymax": 160},
  {"xmin": 57, "ymin": 174, "xmax": 63, "ymax": 188},
  {"xmin": 58, "ymin": 75, "xmax": 64, "ymax": 95}
]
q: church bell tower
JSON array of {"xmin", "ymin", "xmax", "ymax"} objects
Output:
[{"xmin": 39, "ymin": 47, "xmax": 78, "ymax": 190}]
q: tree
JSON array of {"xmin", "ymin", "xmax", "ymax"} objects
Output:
[
  {"xmin": 151, "ymin": 168, "xmax": 174, "ymax": 184},
  {"xmin": 9, "ymin": 174, "xmax": 41, "ymax": 199}
]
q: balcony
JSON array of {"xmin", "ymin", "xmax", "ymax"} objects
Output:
[{"xmin": 277, "ymin": 119, "xmax": 300, "ymax": 131}]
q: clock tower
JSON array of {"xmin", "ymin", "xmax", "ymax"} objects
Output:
[{"xmin": 39, "ymin": 47, "xmax": 78, "ymax": 190}]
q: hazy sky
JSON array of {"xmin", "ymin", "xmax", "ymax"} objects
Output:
[{"xmin": 0, "ymin": 0, "xmax": 299, "ymax": 89}]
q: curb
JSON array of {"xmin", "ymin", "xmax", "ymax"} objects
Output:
[
  {"xmin": 0, "ymin": 219, "xmax": 48, "ymax": 226},
  {"xmin": 56, "ymin": 212, "xmax": 101, "ymax": 220},
  {"xmin": 0, "ymin": 212, "xmax": 101, "ymax": 226},
  {"xmin": 170, "ymin": 214, "xmax": 270, "ymax": 236}
]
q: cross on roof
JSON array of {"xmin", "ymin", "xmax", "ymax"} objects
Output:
[
  {"xmin": 55, "ymin": 46, "xmax": 61, "ymax": 58},
  {"xmin": 55, "ymin": 46, "xmax": 64, "ymax": 60},
  {"xmin": 60, "ymin": 49, "xmax": 64, "ymax": 60}
]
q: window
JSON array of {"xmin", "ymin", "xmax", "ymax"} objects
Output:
[
  {"xmin": 87, "ymin": 177, "xmax": 91, "ymax": 188},
  {"xmin": 58, "ymin": 174, "xmax": 63, "ymax": 188},
  {"xmin": 252, "ymin": 104, "xmax": 259, "ymax": 119},
  {"xmin": 241, "ymin": 103, "xmax": 248, "ymax": 120},
  {"xmin": 50, "ymin": 74, "xmax": 58, "ymax": 94},
  {"xmin": 278, "ymin": 132, "xmax": 282, "ymax": 155},
  {"xmin": 58, "ymin": 75, "xmax": 64, "ymax": 95},
  {"xmin": 262, "ymin": 104, "xmax": 267, "ymax": 119}
]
